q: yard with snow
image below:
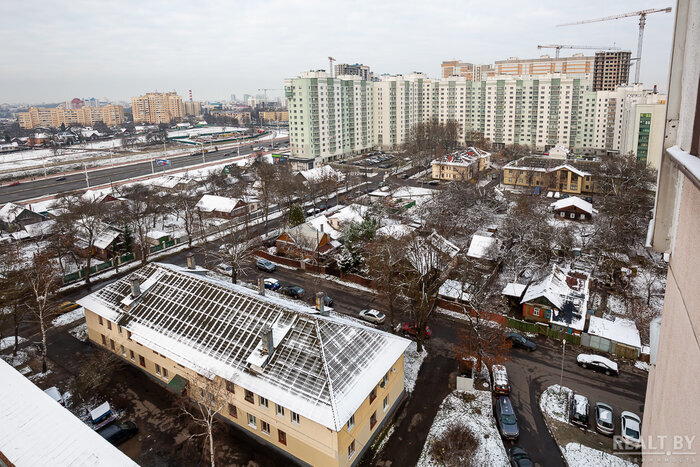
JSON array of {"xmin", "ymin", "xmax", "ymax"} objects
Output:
[
  {"xmin": 403, "ymin": 341, "xmax": 427, "ymax": 393},
  {"xmin": 417, "ymin": 389, "xmax": 509, "ymax": 467},
  {"xmin": 52, "ymin": 307, "xmax": 85, "ymax": 327}
]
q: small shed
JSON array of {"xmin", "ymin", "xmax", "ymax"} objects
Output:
[
  {"xmin": 583, "ymin": 316, "xmax": 642, "ymax": 359},
  {"xmin": 551, "ymin": 197, "xmax": 597, "ymax": 221}
]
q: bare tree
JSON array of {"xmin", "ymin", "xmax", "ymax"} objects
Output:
[
  {"xmin": 181, "ymin": 378, "xmax": 229, "ymax": 467},
  {"xmin": 117, "ymin": 184, "xmax": 159, "ymax": 265},
  {"xmin": 0, "ymin": 241, "xmax": 29, "ymax": 357},
  {"xmin": 405, "ymin": 119, "xmax": 462, "ymax": 168},
  {"xmin": 170, "ymin": 189, "xmax": 200, "ymax": 248},
  {"xmin": 22, "ymin": 252, "xmax": 59, "ymax": 373},
  {"xmin": 253, "ymin": 161, "xmax": 277, "ymax": 236},
  {"xmin": 208, "ymin": 226, "xmax": 257, "ymax": 283},
  {"xmin": 366, "ymin": 235, "xmax": 408, "ymax": 329}
]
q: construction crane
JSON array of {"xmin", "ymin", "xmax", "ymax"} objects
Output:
[
  {"xmin": 557, "ymin": 7, "xmax": 672, "ymax": 84},
  {"xmin": 328, "ymin": 56, "xmax": 336, "ymax": 78},
  {"xmin": 257, "ymin": 88, "xmax": 279, "ymax": 102},
  {"xmin": 537, "ymin": 44, "xmax": 621, "ymax": 59}
]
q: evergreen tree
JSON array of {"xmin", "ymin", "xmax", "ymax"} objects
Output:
[{"xmin": 289, "ymin": 203, "xmax": 305, "ymax": 227}]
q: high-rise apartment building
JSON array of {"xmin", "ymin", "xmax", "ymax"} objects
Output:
[
  {"xmin": 18, "ymin": 105, "xmax": 124, "ymax": 129},
  {"xmin": 335, "ymin": 63, "xmax": 373, "ymax": 80},
  {"xmin": 593, "ymin": 51, "xmax": 632, "ymax": 91},
  {"xmin": 131, "ymin": 92, "xmax": 184, "ymax": 124},
  {"xmin": 441, "ymin": 61, "xmax": 494, "ymax": 80},
  {"xmin": 183, "ymin": 100, "xmax": 202, "ymax": 116}
]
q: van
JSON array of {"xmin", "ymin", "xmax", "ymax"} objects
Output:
[{"xmin": 491, "ymin": 365, "xmax": 510, "ymax": 395}]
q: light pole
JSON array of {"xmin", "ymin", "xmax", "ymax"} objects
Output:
[
  {"xmin": 83, "ymin": 163, "xmax": 90, "ymax": 188},
  {"xmin": 559, "ymin": 338, "xmax": 566, "ymax": 396}
]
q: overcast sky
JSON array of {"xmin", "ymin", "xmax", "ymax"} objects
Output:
[{"xmin": 1, "ymin": 0, "xmax": 676, "ymax": 104}]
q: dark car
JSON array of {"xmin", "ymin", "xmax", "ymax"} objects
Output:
[
  {"xmin": 400, "ymin": 173, "xmax": 410, "ymax": 179},
  {"xmin": 399, "ymin": 323, "xmax": 431, "ymax": 339},
  {"xmin": 98, "ymin": 421, "xmax": 138, "ymax": 446},
  {"xmin": 570, "ymin": 393, "xmax": 590, "ymax": 429},
  {"xmin": 595, "ymin": 402, "xmax": 615, "ymax": 436},
  {"xmin": 323, "ymin": 295, "xmax": 333, "ymax": 307},
  {"xmin": 509, "ymin": 447, "xmax": 533, "ymax": 467},
  {"xmin": 263, "ymin": 278, "xmax": 281, "ymax": 291},
  {"xmin": 280, "ymin": 285, "xmax": 304, "ymax": 299},
  {"xmin": 56, "ymin": 176, "xmax": 67, "ymax": 181},
  {"xmin": 496, "ymin": 396, "xmax": 519, "ymax": 440},
  {"xmin": 506, "ymin": 332, "xmax": 537, "ymax": 351},
  {"xmin": 256, "ymin": 259, "xmax": 276, "ymax": 273}
]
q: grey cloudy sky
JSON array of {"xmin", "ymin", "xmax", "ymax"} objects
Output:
[{"xmin": 1, "ymin": 0, "xmax": 676, "ymax": 104}]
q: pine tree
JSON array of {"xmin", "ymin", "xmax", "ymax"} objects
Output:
[{"xmin": 289, "ymin": 203, "xmax": 305, "ymax": 227}]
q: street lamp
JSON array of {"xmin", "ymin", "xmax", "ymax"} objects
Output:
[{"xmin": 559, "ymin": 338, "xmax": 566, "ymax": 396}]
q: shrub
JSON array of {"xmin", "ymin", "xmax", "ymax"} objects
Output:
[{"xmin": 430, "ymin": 422, "xmax": 478, "ymax": 466}]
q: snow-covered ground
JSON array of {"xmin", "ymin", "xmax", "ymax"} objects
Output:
[
  {"xmin": 404, "ymin": 341, "xmax": 427, "ymax": 393},
  {"xmin": 52, "ymin": 307, "xmax": 85, "ymax": 327},
  {"xmin": 634, "ymin": 360, "xmax": 650, "ymax": 372},
  {"xmin": 539, "ymin": 384, "xmax": 572, "ymax": 423},
  {"xmin": 0, "ymin": 336, "xmax": 26, "ymax": 351},
  {"xmin": 69, "ymin": 323, "xmax": 88, "ymax": 342},
  {"xmin": 417, "ymin": 390, "xmax": 509, "ymax": 467},
  {"xmin": 563, "ymin": 443, "xmax": 639, "ymax": 467}
]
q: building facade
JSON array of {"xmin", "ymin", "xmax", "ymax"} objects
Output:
[
  {"xmin": 18, "ymin": 105, "xmax": 124, "ymax": 129},
  {"xmin": 78, "ymin": 263, "xmax": 410, "ymax": 467},
  {"xmin": 431, "ymin": 147, "xmax": 491, "ymax": 181},
  {"xmin": 440, "ymin": 61, "xmax": 494, "ymax": 80},
  {"xmin": 260, "ymin": 111, "xmax": 289, "ymax": 122},
  {"xmin": 502, "ymin": 156, "xmax": 596, "ymax": 194},
  {"xmin": 131, "ymin": 92, "xmax": 184, "ymax": 124},
  {"xmin": 644, "ymin": 1, "xmax": 700, "ymax": 463},
  {"xmin": 183, "ymin": 101, "xmax": 202, "ymax": 116},
  {"xmin": 592, "ymin": 51, "xmax": 632, "ymax": 91},
  {"xmin": 336, "ymin": 63, "xmax": 373, "ymax": 81},
  {"xmin": 494, "ymin": 54, "xmax": 594, "ymax": 77}
]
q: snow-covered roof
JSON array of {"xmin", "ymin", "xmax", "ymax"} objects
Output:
[
  {"xmin": 0, "ymin": 202, "xmax": 29, "ymax": 223},
  {"xmin": 438, "ymin": 279, "xmax": 472, "ymax": 301},
  {"xmin": 588, "ymin": 316, "xmax": 641, "ymax": 349},
  {"xmin": 77, "ymin": 263, "xmax": 410, "ymax": 432},
  {"xmin": 376, "ymin": 224, "xmax": 415, "ymax": 239},
  {"xmin": 195, "ymin": 194, "xmax": 243, "ymax": 214},
  {"xmin": 298, "ymin": 165, "xmax": 344, "ymax": 184},
  {"xmin": 467, "ymin": 234, "xmax": 497, "ymax": 260},
  {"xmin": 501, "ymin": 283, "xmax": 527, "ymax": 298},
  {"xmin": 0, "ymin": 359, "xmax": 139, "ymax": 466},
  {"xmin": 150, "ymin": 175, "xmax": 196, "ymax": 189},
  {"xmin": 550, "ymin": 196, "xmax": 597, "ymax": 215},
  {"xmin": 406, "ymin": 231, "xmax": 459, "ymax": 275},
  {"xmin": 93, "ymin": 228, "xmax": 121, "ymax": 250},
  {"xmin": 521, "ymin": 265, "xmax": 589, "ymax": 331},
  {"xmin": 327, "ymin": 204, "xmax": 368, "ymax": 226},
  {"xmin": 431, "ymin": 147, "xmax": 490, "ymax": 167},
  {"xmin": 23, "ymin": 219, "xmax": 56, "ymax": 238},
  {"xmin": 306, "ymin": 215, "xmax": 342, "ymax": 240}
]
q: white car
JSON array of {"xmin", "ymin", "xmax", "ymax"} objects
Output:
[
  {"xmin": 576, "ymin": 354, "xmax": 619, "ymax": 376},
  {"xmin": 216, "ymin": 263, "xmax": 233, "ymax": 274},
  {"xmin": 620, "ymin": 411, "xmax": 642, "ymax": 449},
  {"xmin": 359, "ymin": 309, "xmax": 386, "ymax": 324},
  {"xmin": 43, "ymin": 386, "xmax": 64, "ymax": 406}
]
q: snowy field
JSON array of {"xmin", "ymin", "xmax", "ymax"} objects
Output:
[
  {"xmin": 417, "ymin": 390, "xmax": 509, "ymax": 467},
  {"xmin": 403, "ymin": 341, "xmax": 427, "ymax": 393},
  {"xmin": 563, "ymin": 443, "xmax": 638, "ymax": 467}
]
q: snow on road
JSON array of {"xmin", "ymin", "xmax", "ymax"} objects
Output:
[{"xmin": 404, "ymin": 341, "xmax": 427, "ymax": 393}]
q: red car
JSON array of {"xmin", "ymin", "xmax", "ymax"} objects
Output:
[
  {"xmin": 399, "ymin": 323, "xmax": 432, "ymax": 339},
  {"xmin": 7, "ymin": 181, "xmax": 20, "ymax": 186}
]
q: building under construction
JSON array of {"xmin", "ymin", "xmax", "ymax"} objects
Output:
[{"xmin": 593, "ymin": 51, "xmax": 632, "ymax": 91}]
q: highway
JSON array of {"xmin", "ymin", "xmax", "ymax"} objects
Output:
[{"xmin": 0, "ymin": 138, "xmax": 288, "ymax": 205}]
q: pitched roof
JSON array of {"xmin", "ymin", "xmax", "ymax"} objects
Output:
[
  {"xmin": 327, "ymin": 204, "xmax": 369, "ymax": 226},
  {"xmin": 77, "ymin": 263, "xmax": 409, "ymax": 432},
  {"xmin": 196, "ymin": 194, "xmax": 242, "ymax": 213},
  {"xmin": 284, "ymin": 222, "xmax": 329, "ymax": 247},
  {"xmin": 0, "ymin": 202, "xmax": 29, "ymax": 223},
  {"xmin": 466, "ymin": 234, "xmax": 497, "ymax": 260},
  {"xmin": 550, "ymin": 196, "xmax": 597, "ymax": 215},
  {"xmin": 405, "ymin": 231, "xmax": 459, "ymax": 275},
  {"xmin": 0, "ymin": 359, "xmax": 138, "ymax": 467},
  {"xmin": 521, "ymin": 265, "xmax": 589, "ymax": 331},
  {"xmin": 588, "ymin": 316, "xmax": 641, "ymax": 349},
  {"xmin": 298, "ymin": 165, "xmax": 344, "ymax": 183},
  {"xmin": 431, "ymin": 147, "xmax": 491, "ymax": 167}
]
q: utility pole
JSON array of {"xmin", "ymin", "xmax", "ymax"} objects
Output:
[
  {"xmin": 83, "ymin": 163, "xmax": 90, "ymax": 188},
  {"xmin": 150, "ymin": 158, "xmax": 155, "ymax": 174},
  {"xmin": 559, "ymin": 339, "xmax": 566, "ymax": 396}
]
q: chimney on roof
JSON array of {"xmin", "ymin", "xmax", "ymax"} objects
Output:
[
  {"xmin": 261, "ymin": 326, "xmax": 274, "ymax": 355},
  {"xmin": 186, "ymin": 253, "xmax": 196, "ymax": 270},
  {"xmin": 316, "ymin": 292, "xmax": 328, "ymax": 316},
  {"xmin": 257, "ymin": 275, "xmax": 265, "ymax": 296},
  {"xmin": 130, "ymin": 277, "xmax": 141, "ymax": 298}
]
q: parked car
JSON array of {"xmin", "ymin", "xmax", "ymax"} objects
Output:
[
  {"xmin": 359, "ymin": 308, "xmax": 386, "ymax": 325},
  {"xmin": 398, "ymin": 323, "xmax": 432, "ymax": 339},
  {"xmin": 570, "ymin": 393, "xmax": 590, "ymax": 428},
  {"xmin": 495, "ymin": 396, "xmax": 519, "ymax": 440},
  {"xmin": 256, "ymin": 259, "xmax": 276, "ymax": 273},
  {"xmin": 43, "ymin": 386, "xmax": 64, "ymax": 406},
  {"xmin": 98, "ymin": 421, "xmax": 138, "ymax": 446},
  {"xmin": 491, "ymin": 364, "xmax": 510, "ymax": 395},
  {"xmin": 56, "ymin": 176, "xmax": 67, "ymax": 181},
  {"xmin": 506, "ymin": 332, "xmax": 537, "ymax": 351},
  {"xmin": 400, "ymin": 173, "xmax": 410, "ymax": 179},
  {"xmin": 427, "ymin": 180, "xmax": 439, "ymax": 186},
  {"xmin": 7, "ymin": 181, "xmax": 20, "ymax": 186},
  {"xmin": 57, "ymin": 301, "xmax": 80, "ymax": 314},
  {"xmin": 508, "ymin": 447, "xmax": 533, "ymax": 467},
  {"xmin": 620, "ymin": 411, "xmax": 642, "ymax": 449},
  {"xmin": 280, "ymin": 285, "xmax": 304, "ymax": 299},
  {"xmin": 263, "ymin": 278, "xmax": 281, "ymax": 290},
  {"xmin": 595, "ymin": 402, "xmax": 615, "ymax": 436},
  {"xmin": 216, "ymin": 263, "xmax": 233, "ymax": 275},
  {"xmin": 576, "ymin": 353, "xmax": 619, "ymax": 376}
]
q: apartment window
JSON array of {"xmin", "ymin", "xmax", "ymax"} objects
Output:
[
  {"xmin": 245, "ymin": 390, "xmax": 254, "ymax": 404},
  {"xmin": 129, "ymin": 350, "xmax": 135, "ymax": 361},
  {"xmin": 162, "ymin": 367, "xmax": 168, "ymax": 378},
  {"xmin": 369, "ymin": 387, "xmax": 377, "ymax": 404},
  {"xmin": 101, "ymin": 334, "xmax": 106, "ymax": 345},
  {"xmin": 127, "ymin": 330, "xmax": 132, "ymax": 340},
  {"xmin": 261, "ymin": 420, "xmax": 270, "ymax": 435},
  {"xmin": 118, "ymin": 326, "xmax": 122, "ymax": 335},
  {"xmin": 120, "ymin": 344, "xmax": 125, "ymax": 356},
  {"xmin": 228, "ymin": 403, "xmax": 238, "ymax": 418},
  {"xmin": 247, "ymin": 414, "xmax": 257, "ymax": 429},
  {"xmin": 347, "ymin": 414, "xmax": 355, "ymax": 430},
  {"xmin": 226, "ymin": 380, "xmax": 235, "ymax": 394},
  {"xmin": 259, "ymin": 396, "xmax": 269, "ymax": 409},
  {"xmin": 291, "ymin": 411, "xmax": 300, "ymax": 424},
  {"xmin": 383, "ymin": 396, "xmax": 389, "ymax": 411},
  {"xmin": 98, "ymin": 316, "xmax": 103, "ymax": 326},
  {"xmin": 348, "ymin": 440, "xmax": 356, "ymax": 457},
  {"xmin": 276, "ymin": 404, "xmax": 285, "ymax": 417},
  {"xmin": 278, "ymin": 430, "xmax": 287, "ymax": 445},
  {"xmin": 107, "ymin": 321, "xmax": 112, "ymax": 331},
  {"xmin": 370, "ymin": 411, "xmax": 378, "ymax": 430},
  {"xmin": 139, "ymin": 355, "xmax": 145, "ymax": 367},
  {"xmin": 381, "ymin": 373, "xmax": 389, "ymax": 388},
  {"xmin": 110, "ymin": 339, "xmax": 115, "ymax": 351},
  {"xmin": 155, "ymin": 363, "xmax": 161, "ymax": 376}
]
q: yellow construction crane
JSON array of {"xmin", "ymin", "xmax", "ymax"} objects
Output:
[
  {"xmin": 328, "ymin": 56, "xmax": 336, "ymax": 78},
  {"xmin": 537, "ymin": 44, "xmax": 621, "ymax": 59},
  {"xmin": 558, "ymin": 7, "xmax": 672, "ymax": 84}
]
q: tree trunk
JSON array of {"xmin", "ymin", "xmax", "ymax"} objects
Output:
[
  {"xmin": 208, "ymin": 421, "xmax": 215, "ymax": 467},
  {"xmin": 40, "ymin": 316, "xmax": 48, "ymax": 373},
  {"xmin": 84, "ymin": 252, "xmax": 92, "ymax": 286},
  {"xmin": 231, "ymin": 269, "xmax": 237, "ymax": 284},
  {"xmin": 13, "ymin": 312, "xmax": 20, "ymax": 357}
]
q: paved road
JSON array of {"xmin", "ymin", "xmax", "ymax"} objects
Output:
[{"xmin": 0, "ymin": 138, "xmax": 288, "ymax": 204}]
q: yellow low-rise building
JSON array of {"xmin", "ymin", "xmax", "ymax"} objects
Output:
[
  {"xmin": 431, "ymin": 147, "xmax": 491, "ymax": 181},
  {"xmin": 502, "ymin": 156, "xmax": 596, "ymax": 194},
  {"xmin": 78, "ymin": 262, "xmax": 409, "ymax": 466},
  {"xmin": 260, "ymin": 111, "xmax": 289, "ymax": 122}
]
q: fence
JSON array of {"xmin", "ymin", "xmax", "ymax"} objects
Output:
[
  {"xmin": 62, "ymin": 246, "xmax": 161, "ymax": 285},
  {"xmin": 580, "ymin": 333, "xmax": 640, "ymax": 359},
  {"xmin": 436, "ymin": 298, "xmax": 507, "ymax": 325},
  {"xmin": 506, "ymin": 317, "xmax": 581, "ymax": 346},
  {"xmin": 253, "ymin": 250, "xmax": 302, "ymax": 269}
]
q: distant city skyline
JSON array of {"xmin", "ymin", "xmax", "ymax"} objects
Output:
[{"xmin": 1, "ymin": 0, "xmax": 675, "ymax": 104}]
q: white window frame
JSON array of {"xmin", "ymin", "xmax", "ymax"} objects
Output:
[{"xmin": 248, "ymin": 413, "xmax": 257, "ymax": 429}]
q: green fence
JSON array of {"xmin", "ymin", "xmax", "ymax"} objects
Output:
[{"xmin": 506, "ymin": 317, "xmax": 581, "ymax": 346}]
